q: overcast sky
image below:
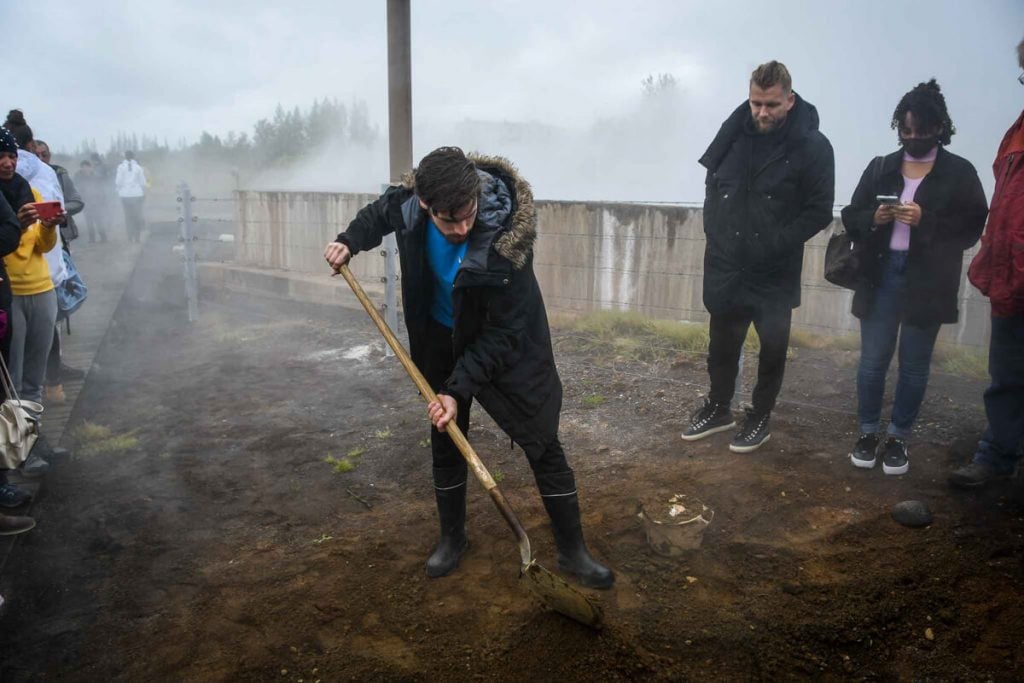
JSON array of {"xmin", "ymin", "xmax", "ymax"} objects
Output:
[{"xmin": 5, "ymin": 0, "xmax": 1023, "ymax": 202}]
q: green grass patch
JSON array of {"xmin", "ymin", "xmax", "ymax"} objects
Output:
[
  {"xmin": 582, "ymin": 394, "xmax": 607, "ymax": 408},
  {"xmin": 346, "ymin": 446, "xmax": 365, "ymax": 459},
  {"xmin": 934, "ymin": 344, "xmax": 988, "ymax": 379},
  {"xmin": 555, "ymin": 311, "xmax": 986, "ymax": 380},
  {"xmin": 75, "ymin": 421, "xmax": 140, "ymax": 457},
  {"xmin": 556, "ymin": 310, "xmax": 758, "ymax": 361},
  {"xmin": 374, "ymin": 428, "xmax": 391, "ymax": 439},
  {"xmin": 418, "ymin": 437, "xmax": 430, "ymax": 448},
  {"xmin": 324, "ymin": 455, "xmax": 357, "ymax": 474}
]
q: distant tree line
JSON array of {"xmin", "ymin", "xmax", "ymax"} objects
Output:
[{"xmin": 65, "ymin": 97, "xmax": 379, "ymax": 170}]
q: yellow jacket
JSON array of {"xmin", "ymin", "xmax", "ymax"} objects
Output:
[{"xmin": 4, "ymin": 188, "xmax": 57, "ymax": 296}]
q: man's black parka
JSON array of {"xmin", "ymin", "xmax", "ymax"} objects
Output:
[
  {"xmin": 336, "ymin": 155, "xmax": 562, "ymax": 449},
  {"xmin": 699, "ymin": 94, "xmax": 835, "ymax": 313}
]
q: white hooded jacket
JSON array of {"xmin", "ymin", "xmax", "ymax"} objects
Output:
[
  {"xmin": 16, "ymin": 149, "xmax": 67, "ymax": 286},
  {"xmin": 115, "ymin": 159, "xmax": 146, "ymax": 198}
]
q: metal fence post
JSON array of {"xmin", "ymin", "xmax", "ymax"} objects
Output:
[
  {"xmin": 176, "ymin": 182, "xmax": 200, "ymax": 322},
  {"xmin": 380, "ymin": 184, "xmax": 398, "ymax": 356}
]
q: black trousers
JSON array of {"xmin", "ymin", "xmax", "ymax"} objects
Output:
[
  {"xmin": 707, "ymin": 305, "xmax": 792, "ymax": 415},
  {"xmin": 420, "ymin": 318, "xmax": 569, "ymax": 477}
]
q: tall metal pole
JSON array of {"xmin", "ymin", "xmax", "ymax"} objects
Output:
[
  {"xmin": 387, "ymin": 0, "xmax": 413, "ymax": 185},
  {"xmin": 383, "ymin": 0, "xmax": 412, "ymax": 355}
]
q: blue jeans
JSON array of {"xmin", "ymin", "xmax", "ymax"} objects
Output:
[
  {"xmin": 857, "ymin": 251, "xmax": 941, "ymax": 439},
  {"xmin": 973, "ymin": 313, "xmax": 1024, "ymax": 473}
]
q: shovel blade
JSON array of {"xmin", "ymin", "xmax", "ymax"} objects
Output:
[{"xmin": 520, "ymin": 561, "xmax": 603, "ymax": 628}]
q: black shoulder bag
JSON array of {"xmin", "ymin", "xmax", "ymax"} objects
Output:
[{"xmin": 824, "ymin": 156, "xmax": 883, "ymax": 290}]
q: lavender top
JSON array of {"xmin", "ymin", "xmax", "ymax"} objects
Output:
[{"xmin": 890, "ymin": 147, "xmax": 937, "ymax": 251}]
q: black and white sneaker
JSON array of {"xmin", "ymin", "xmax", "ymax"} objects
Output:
[
  {"xmin": 850, "ymin": 433, "xmax": 880, "ymax": 469},
  {"xmin": 729, "ymin": 409, "xmax": 771, "ymax": 453},
  {"xmin": 681, "ymin": 399, "xmax": 735, "ymax": 441},
  {"xmin": 881, "ymin": 437, "xmax": 909, "ymax": 476}
]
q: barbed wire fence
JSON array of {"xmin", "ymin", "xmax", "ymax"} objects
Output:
[{"xmin": 166, "ymin": 185, "xmax": 991, "ymax": 422}]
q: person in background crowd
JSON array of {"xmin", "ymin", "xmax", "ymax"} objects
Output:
[
  {"xmin": 34, "ymin": 141, "xmax": 82, "ymax": 249},
  {"xmin": 324, "ymin": 147, "xmax": 614, "ymax": 589},
  {"xmin": 683, "ymin": 61, "xmax": 835, "ymax": 452},
  {"xmin": 3, "ymin": 110, "xmax": 68, "ymax": 481},
  {"xmin": 115, "ymin": 150, "xmax": 146, "ymax": 243},
  {"xmin": 949, "ymin": 40, "xmax": 1024, "ymax": 488},
  {"xmin": 0, "ymin": 125, "xmax": 61, "ymax": 522},
  {"xmin": 842, "ymin": 81, "xmax": 988, "ymax": 476},
  {"xmin": 35, "ymin": 140, "xmax": 86, "ymax": 404},
  {"xmin": 91, "ymin": 151, "xmax": 115, "ymax": 240},
  {"xmin": 74, "ymin": 160, "xmax": 107, "ymax": 243}
]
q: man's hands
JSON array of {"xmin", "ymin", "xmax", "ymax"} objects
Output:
[
  {"xmin": 874, "ymin": 201, "xmax": 922, "ymax": 227},
  {"xmin": 324, "ymin": 241, "xmax": 352, "ymax": 273},
  {"xmin": 16, "ymin": 204, "xmax": 64, "ymax": 230},
  {"xmin": 428, "ymin": 394, "xmax": 457, "ymax": 432}
]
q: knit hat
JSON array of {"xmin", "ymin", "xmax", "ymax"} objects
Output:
[{"xmin": 0, "ymin": 128, "xmax": 17, "ymax": 155}]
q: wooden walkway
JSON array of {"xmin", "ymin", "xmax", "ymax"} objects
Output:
[{"xmin": 1, "ymin": 239, "xmax": 141, "ymax": 577}]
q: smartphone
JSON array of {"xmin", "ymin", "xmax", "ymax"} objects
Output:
[
  {"xmin": 876, "ymin": 195, "xmax": 900, "ymax": 205},
  {"xmin": 31, "ymin": 201, "xmax": 62, "ymax": 220}
]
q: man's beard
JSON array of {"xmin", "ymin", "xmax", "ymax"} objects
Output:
[{"xmin": 755, "ymin": 117, "xmax": 783, "ymax": 133}]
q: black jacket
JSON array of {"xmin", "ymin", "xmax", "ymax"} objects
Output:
[
  {"xmin": 0, "ymin": 174, "xmax": 33, "ymax": 314},
  {"xmin": 841, "ymin": 147, "xmax": 988, "ymax": 326},
  {"xmin": 336, "ymin": 155, "xmax": 562, "ymax": 445},
  {"xmin": 699, "ymin": 94, "xmax": 835, "ymax": 312}
]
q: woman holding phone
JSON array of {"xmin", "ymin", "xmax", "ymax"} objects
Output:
[
  {"xmin": 1, "ymin": 112, "xmax": 65, "ymax": 486},
  {"xmin": 840, "ymin": 80, "xmax": 988, "ymax": 475}
]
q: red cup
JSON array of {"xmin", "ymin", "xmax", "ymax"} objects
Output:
[{"xmin": 32, "ymin": 201, "xmax": 62, "ymax": 221}]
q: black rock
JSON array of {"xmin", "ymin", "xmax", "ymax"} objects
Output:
[{"xmin": 891, "ymin": 500, "xmax": 933, "ymax": 528}]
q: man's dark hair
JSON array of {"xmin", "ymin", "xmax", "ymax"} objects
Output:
[
  {"xmin": 750, "ymin": 61, "xmax": 792, "ymax": 92},
  {"xmin": 125, "ymin": 150, "xmax": 135, "ymax": 161},
  {"xmin": 4, "ymin": 109, "xmax": 33, "ymax": 149},
  {"xmin": 1018, "ymin": 37, "xmax": 1024, "ymax": 69},
  {"xmin": 890, "ymin": 79, "xmax": 955, "ymax": 146},
  {"xmin": 414, "ymin": 146, "xmax": 480, "ymax": 215}
]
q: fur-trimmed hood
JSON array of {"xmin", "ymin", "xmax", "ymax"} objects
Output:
[{"xmin": 401, "ymin": 153, "xmax": 537, "ymax": 269}]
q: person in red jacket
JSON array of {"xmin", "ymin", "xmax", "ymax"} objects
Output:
[{"xmin": 948, "ymin": 38, "xmax": 1024, "ymax": 488}]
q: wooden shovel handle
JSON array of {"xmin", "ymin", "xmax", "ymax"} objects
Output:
[{"xmin": 336, "ymin": 264, "xmax": 533, "ymax": 565}]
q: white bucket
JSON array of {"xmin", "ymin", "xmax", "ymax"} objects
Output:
[{"xmin": 638, "ymin": 494, "xmax": 714, "ymax": 556}]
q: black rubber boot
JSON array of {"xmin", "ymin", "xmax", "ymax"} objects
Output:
[
  {"xmin": 537, "ymin": 470, "xmax": 615, "ymax": 589},
  {"xmin": 425, "ymin": 465, "xmax": 468, "ymax": 578}
]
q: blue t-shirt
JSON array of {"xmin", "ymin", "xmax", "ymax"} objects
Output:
[{"xmin": 426, "ymin": 220, "xmax": 468, "ymax": 328}]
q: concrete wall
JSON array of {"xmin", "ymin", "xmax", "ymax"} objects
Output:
[{"xmin": 233, "ymin": 191, "xmax": 991, "ymax": 347}]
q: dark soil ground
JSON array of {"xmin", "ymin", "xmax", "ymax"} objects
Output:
[{"xmin": 1, "ymin": 232, "xmax": 1022, "ymax": 681}]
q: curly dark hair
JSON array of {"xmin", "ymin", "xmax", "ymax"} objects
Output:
[
  {"xmin": 3, "ymin": 109, "xmax": 33, "ymax": 149},
  {"xmin": 414, "ymin": 146, "xmax": 480, "ymax": 216},
  {"xmin": 890, "ymin": 79, "xmax": 955, "ymax": 146}
]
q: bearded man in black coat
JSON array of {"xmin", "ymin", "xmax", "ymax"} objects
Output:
[{"xmin": 683, "ymin": 61, "xmax": 835, "ymax": 453}]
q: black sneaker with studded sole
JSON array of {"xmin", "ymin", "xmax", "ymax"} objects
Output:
[
  {"xmin": 682, "ymin": 400, "xmax": 735, "ymax": 441},
  {"xmin": 850, "ymin": 433, "xmax": 880, "ymax": 469},
  {"xmin": 729, "ymin": 410, "xmax": 771, "ymax": 453},
  {"xmin": 881, "ymin": 437, "xmax": 909, "ymax": 476}
]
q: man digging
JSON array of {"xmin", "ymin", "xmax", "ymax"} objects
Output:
[{"xmin": 324, "ymin": 147, "xmax": 614, "ymax": 589}]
